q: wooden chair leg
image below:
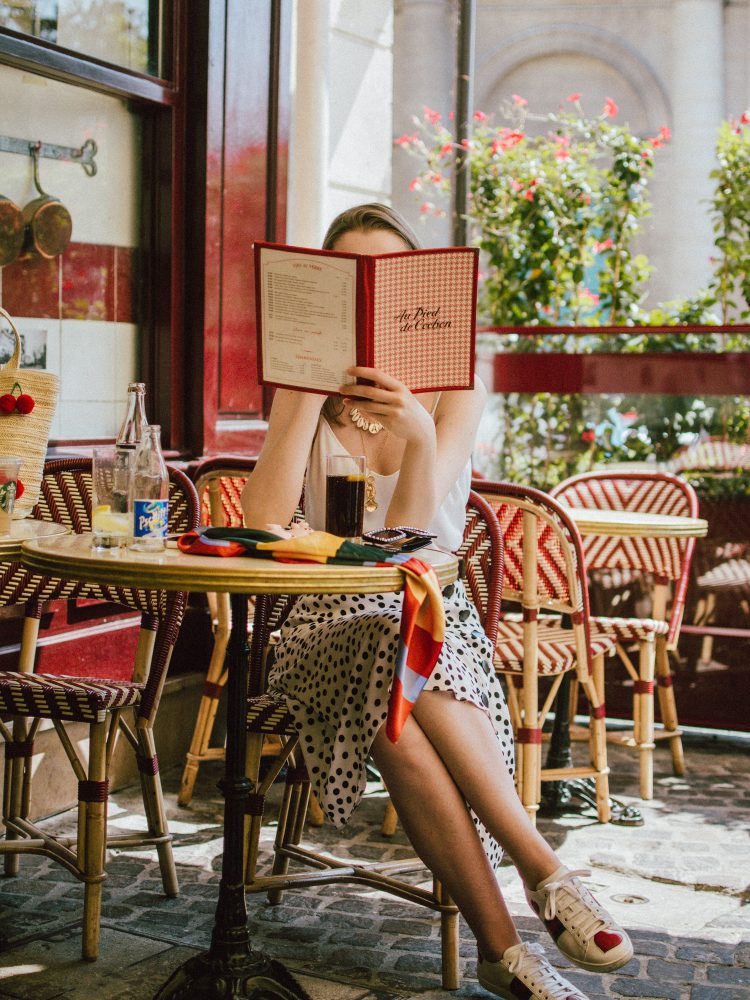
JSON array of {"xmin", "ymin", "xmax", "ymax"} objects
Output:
[
  {"xmin": 178, "ymin": 597, "xmax": 231, "ymax": 807},
  {"xmin": 655, "ymin": 637, "xmax": 686, "ymax": 776},
  {"xmin": 266, "ymin": 760, "xmax": 306, "ymax": 905},
  {"xmin": 136, "ymin": 724, "xmax": 178, "ymax": 897},
  {"xmin": 243, "ymin": 730, "xmax": 265, "ymax": 883},
  {"xmin": 581, "ymin": 668, "xmax": 611, "ymax": 823},
  {"xmin": 636, "ymin": 639, "xmax": 656, "ymax": 800},
  {"xmin": 81, "ymin": 720, "xmax": 108, "ymax": 961},
  {"xmin": 435, "ymin": 877, "xmax": 459, "ymax": 990}
]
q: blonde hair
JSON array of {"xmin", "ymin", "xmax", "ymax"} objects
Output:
[{"xmin": 321, "ymin": 203, "xmax": 421, "ymax": 424}]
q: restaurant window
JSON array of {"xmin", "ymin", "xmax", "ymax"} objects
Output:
[{"xmin": 0, "ymin": 0, "xmax": 171, "ymax": 77}]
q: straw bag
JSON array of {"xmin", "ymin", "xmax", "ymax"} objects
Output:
[{"xmin": 0, "ymin": 306, "xmax": 59, "ymax": 517}]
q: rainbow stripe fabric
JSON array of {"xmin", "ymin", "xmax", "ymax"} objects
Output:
[{"xmin": 178, "ymin": 527, "xmax": 446, "ymax": 742}]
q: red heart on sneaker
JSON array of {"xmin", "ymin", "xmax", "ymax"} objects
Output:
[{"xmin": 594, "ymin": 930, "xmax": 622, "ymax": 952}]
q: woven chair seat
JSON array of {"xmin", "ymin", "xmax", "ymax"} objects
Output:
[
  {"xmin": 590, "ymin": 615, "xmax": 670, "ymax": 641},
  {"xmin": 0, "ymin": 672, "xmax": 142, "ymax": 723},
  {"xmin": 696, "ymin": 558, "xmax": 750, "ymax": 593},
  {"xmin": 247, "ymin": 693, "xmax": 296, "ymax": 735},
  {"xmin": 494, "ymin": 619, "xmax": 617, "ymax": 676}
]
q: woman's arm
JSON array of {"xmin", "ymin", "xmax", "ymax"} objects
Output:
[
  {"xmin": 341, "ymin": 367, "xmax": 487, "ymax": 529},
  {"xmin": 241, "ymin": 389, "xmax": 325, "ymax": 528}
]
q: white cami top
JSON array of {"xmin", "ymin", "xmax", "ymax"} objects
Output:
[{"xmin": 304, "ymin": 405, "xmax": 470, "ymax": 552}]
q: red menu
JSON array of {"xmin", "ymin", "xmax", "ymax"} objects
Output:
[{"xmin": 254, "ymin": 241, "xmax": 478, "ymax": 394}]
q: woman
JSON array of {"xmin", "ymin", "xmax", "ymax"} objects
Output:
[{"xmin": 242, "ymin": 203, "xmax": 633, "ymax": 1000}]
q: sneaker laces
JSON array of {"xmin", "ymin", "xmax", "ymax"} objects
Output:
[
  {"xmin": 541, "ymin": 868, "xmax": 610, "ymax": 941},
  {"xmin": 504, "ymin": 942, "xmax": 581, "ymax": 1000}
]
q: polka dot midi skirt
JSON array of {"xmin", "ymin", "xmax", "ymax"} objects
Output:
[{"xmin": 267, "ymin": 579, "xmax": 515, "ymax": 870}]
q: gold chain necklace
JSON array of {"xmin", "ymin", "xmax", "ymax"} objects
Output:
[{"xmin": 358, "ymin": 427, "xmax": 387, "ymax": 512}]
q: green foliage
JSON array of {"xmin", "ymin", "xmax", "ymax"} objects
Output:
[
  {"xmin": 397, "ymin": 98, "xmax": 750, "ymax": 488},
  {"xmin": 708, "ymin": 118, "xmax": 750, "ymax": 323}
]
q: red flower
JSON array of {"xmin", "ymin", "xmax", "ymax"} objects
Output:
[
  {"xmin": 419, "ymin": 202, "xmax": 433, "ymax": 214},
  {"xmin": 474, "ymin": 110, "xmax": 488, "ymax": 122},
  {"xmin": 593, "ymin": 238, "xmax": 613, "ymax": 253},
  {"xmin": 659, "ymin": 125, "xmax": 672, "ymax": 141},
  {"xmin": 394, "ymin": 133, "xmax": 418, "ymax": 146},
  {"xmin": 649, "ymin": 136, "xmax": 663, "ymax": 148},
  {"xmin": 523, "ymin": 189, "xmax": 535, "ymax": 201},
  {"xmin": 512, "ymin": 94, "xmax": 528, "ymax": 106},
  {"xmin": 423, "ymin": 106, "xmax": 441, "ymax": 125},
  {"xmin": 581, "ymin": 429, "xmax": 596, "ymax": 443},
  {"xmin": 603, "ymin": 97, "xmax": 619, "ymax": 118},
  {"xmin": 741, "ymin": 111, "xmax": 750, "ymax": 125},
  {"xmin": 567, "ymin": 92, "xmax": 582, "ymax": 103},
  {"xmin": 408, "ymin": 178, "xmax": 421, "ymax": 191},
  {"xmin": 439, "ymin": 142, "xmax": 453, "ymax": 157},
  {"xmin": 554, "ymin": 148, "xmax": 571, "ymax": 160},
  {"xmin": 510, "ymin": 179, "xmax": 523, "ymax": 192}
]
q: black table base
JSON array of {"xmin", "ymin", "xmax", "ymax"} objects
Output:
[
  {"xmin": 539, "ymin": 673, "xmax": 644, "ymax": 828},
  {"xmin": 155, "ymin": 594, "xmax": 311, "ymax": 1000}
]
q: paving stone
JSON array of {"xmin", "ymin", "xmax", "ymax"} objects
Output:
[
  {"xmin": 609, "ymin": 978, "xmax": 684, "ymax": 998},
  {"xmin": 645, "ymin": 958, "xmax": 695, "ymax": 982},
  {"xmin": 690, "ymin": 989, "xmax": 750, "ymax": 1000},
  {"xmin": 674, "ymin": 944, "xmax": 735, "ymax": 965},
  {"xmin": 706, "ymin": 966, "xmax": 750, "ymax": 985}
]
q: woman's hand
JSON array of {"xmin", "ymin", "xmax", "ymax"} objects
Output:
[{"xmin": 340, "ymin": 367, "xmax": 434, "ymax": 445}]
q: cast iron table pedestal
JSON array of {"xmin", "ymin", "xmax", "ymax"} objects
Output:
[{"xmin": 155, "ymin": 592, "xmax": 310, "ymax": 999}]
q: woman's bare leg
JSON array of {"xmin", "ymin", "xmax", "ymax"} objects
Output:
[
  {"xmin": 411, "ymin": 690, "xmax": 560, "ymax": 888},
  {"xmin": 371, "ymin": 715, "xmax": 520, "ymax": 961}
]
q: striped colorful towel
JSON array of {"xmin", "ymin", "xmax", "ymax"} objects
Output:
[{"xmin": 178, "ymin": 527, "xmax": 446, "ymax": 742}]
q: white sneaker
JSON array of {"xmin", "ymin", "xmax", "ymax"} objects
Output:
[
  {"xmin": 477, "ymin": 941, "xmax": 588, "ymax": 1000},
  {"xmin": 526, "ymin": 866, "xmax": 633, "ymax": 973}
]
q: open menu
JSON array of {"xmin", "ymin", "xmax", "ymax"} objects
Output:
[{"xmin": 254, "ymin": 241, "xmax": 478, "ymax": 394}]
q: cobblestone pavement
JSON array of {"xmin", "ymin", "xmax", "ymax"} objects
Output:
[{"xmin": 0, "ymin": 732, "xmax": 748, "ymax": 999}]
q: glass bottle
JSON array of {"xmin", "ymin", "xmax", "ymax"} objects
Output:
[
  {"xmin": 130, "ymin": 424, "xmax": 169, "ymax": 552},
  {"xmin": 117, "ymin": 382, "xmax": 148, "ymax": 451}
]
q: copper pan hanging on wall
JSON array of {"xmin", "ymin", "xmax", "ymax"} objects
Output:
[
  {"xmin": 22, "ymin": 143, "xmax": 73, "ymax": 259},
  {"xmin": 0, "ymin": 195, "xmax": 24, "ymax": 266}
]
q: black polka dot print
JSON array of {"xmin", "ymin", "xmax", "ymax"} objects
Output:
[{"xmin": 267, "ymin": 580, "xmax": 515, "ymax": 870}]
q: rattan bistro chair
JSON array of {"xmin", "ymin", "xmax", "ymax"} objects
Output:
[
  {"xmin": 177, "ymin": 456, "xmax": 256, "ymax": 807},
  {"xmin": 0, "ymin": 458, "xmax": 199, "ymax": 960},
  {"xmin": 474, "ymin": 480, "xmax": 617, "ymax": 825},
  {"xmin": 242, "ymin": 490, "xmax": 503, "ymax": 991},
  {"xmin": 550, "ymin": 470, "xmax": 699, "ymax": 799}
]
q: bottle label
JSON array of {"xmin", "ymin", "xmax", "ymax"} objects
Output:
[{"xmin": 133, "ymin": 499, "xmax": 168, "ymax": 539}]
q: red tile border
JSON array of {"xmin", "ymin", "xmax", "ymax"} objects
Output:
[
  {"xmin": 1, "ymin": 252, "xmax": 60, "ymax": 318},
  {"xmin": 62, "ymin": 243, "xmax": 115, "ymax": 321}
]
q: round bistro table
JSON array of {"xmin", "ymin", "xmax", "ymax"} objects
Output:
[
  {"xmin": 21, "ymin": 533, "xmax": 458, "ymax": 1000},
  {"xmin": 542, "ymin": 506, "xmax": 708, "ymax": 825},
  {"xmin": 0, "ymin": 518, "xmax": 69, "ymax": 560}
]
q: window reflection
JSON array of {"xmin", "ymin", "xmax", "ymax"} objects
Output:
[{"xmin": 0, "ymin": 1, "xmax": 165, "ymax": 77}]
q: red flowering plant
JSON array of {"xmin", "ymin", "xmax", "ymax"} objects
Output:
[{"xmin": 397, "ymin": 96, "xmax": 750, "ymax": 488}]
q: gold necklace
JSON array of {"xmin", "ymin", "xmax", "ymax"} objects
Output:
[
  {"xmin": 350, "ymin": 406, "xmax": 383, "ymax": 435},
  {"xmin": 358, "ymin": 427, "xmax": 387, "ymax": 512}
]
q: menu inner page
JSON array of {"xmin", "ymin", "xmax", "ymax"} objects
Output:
[{"xmin": 258, "ymin": 246, "xmax": 358, "ymax": 392}]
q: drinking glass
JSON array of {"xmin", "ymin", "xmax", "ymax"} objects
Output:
[
  {"xmin": 92, "ymin": 447, "xmax": 132, "ymax": 550},
  {"xmin": 0, "ymin": 457, "xmax": 21, "ymax": 536},
  {"xmin": 325, "ymin": 454, "xmax": 366, "ymax": 538}
]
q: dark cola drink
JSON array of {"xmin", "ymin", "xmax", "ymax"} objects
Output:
[{"xmin": 325, "ymin": 473, "xmax": 365, "ymax": 537}]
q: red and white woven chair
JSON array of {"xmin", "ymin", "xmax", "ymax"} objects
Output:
[
  {"xmin": 474, "ymin": 480, "xmax": 617, "ymax": 825},
  {"xmin": 177, "ymin": 456, "xmax": 256, "ymax": 807},
  {"xmin": 550, "ymin": 470, "xmax": 699, "ymax": 800},
  {"xmin": 0, "ymin": 458, "xmax": 199, "ymax": 959}
]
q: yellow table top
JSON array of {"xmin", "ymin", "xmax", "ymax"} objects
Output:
[
  {"xmin": 565, "ymin": 505, "xmax": 708, "ymax": 539},
  {"xmin": 21, "ymin": 533, "xmax": 459, "ymax": 596},
  {"xmin": 0, "ymin": 520, "xmax": 69, "ymax": 560}
]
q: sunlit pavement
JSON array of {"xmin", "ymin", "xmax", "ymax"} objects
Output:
[{"xmin": 0, "ymin": 731, "xmax": 748, "ymax": 999}]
